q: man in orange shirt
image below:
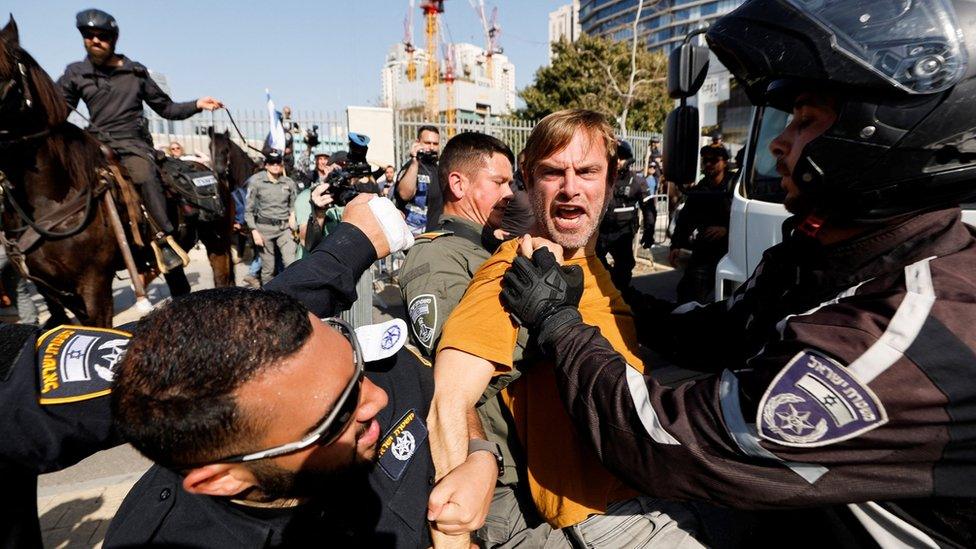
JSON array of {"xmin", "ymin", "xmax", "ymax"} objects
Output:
[{"xmin": 427, "ymin": 110, "xmax": 709, "ymax": 547}]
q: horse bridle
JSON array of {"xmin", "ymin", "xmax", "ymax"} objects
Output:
[{"xmin": 0, "ymin": 51, "xmax": 49, "ymax": 146}]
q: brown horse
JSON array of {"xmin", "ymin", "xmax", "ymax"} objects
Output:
[{"xmin": 0, "ymin": 18, "xmax": 235, "ymax": 327}]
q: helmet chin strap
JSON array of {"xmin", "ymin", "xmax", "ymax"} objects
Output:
[{"xmin": 792, "ymin": 155, "xmax": 828, "ymax": 238}]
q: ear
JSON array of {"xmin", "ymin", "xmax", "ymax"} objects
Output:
[
  {"xmin": 224, "ymin": 129, "xmax": 230, "ymax": 138},
  {"xmin": 207, "ymin": 126, "xmax": 215, "ymax": 137},
  {"xmin": 182, "ymin": 463, "xmax": 257, "ymax": 497},
  {"xmin": 1, "ymin": 15, "xmax": 20, "ymax": 49},
  {"xmin": 447, "ymin": 171, "xmax": 466, "ymax": 200}
]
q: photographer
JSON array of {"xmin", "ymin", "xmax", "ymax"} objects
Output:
[
  {"xmin": 304, "ymin": 134, "xmax": 381, "ymax": 253},
  {"xmin": 394, "ymin": 125, "xmax": 442, "ymax": 233}
]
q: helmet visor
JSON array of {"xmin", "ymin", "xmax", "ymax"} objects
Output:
[{"xmin": 786, "ymin": 0, "xmax": 967, "ymax": 93}]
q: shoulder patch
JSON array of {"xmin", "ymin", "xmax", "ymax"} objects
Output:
[
  {"xmin": 35, "ymin": 325, "xmax": 131, "ymax": 405},
  {"xmin": 757, "ymin": 349, "xmax": 887, "ymax": 448},
  {"xmin": 415, "ymin": 230, "xmax": 453, "ymax": 242},
  {"xmin": 408, "ymin": 294, "xmax": 437, "ymax": 351},
  {"xmin": 377, "ymin": 409, "xmax": 428, "ymax": 481}
]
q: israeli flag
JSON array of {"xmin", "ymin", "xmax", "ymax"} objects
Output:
[{"xmin": 265, "ymin": 89, "xmax": 286, "ymax": 152}]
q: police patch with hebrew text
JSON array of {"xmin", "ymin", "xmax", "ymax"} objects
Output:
[
  {"xmin": 35, "ymin": 326, "xmax": 131, "ymax": 405},
  {"xmin": 377, "ymin": 409, "xmax": 428, "ymax": 481},
  {"xmin": 757, "ymin": 349, "xmax": 887, "ymax": 448},
  {"xmin": 408, "ymin": 294, "xmax": 437, "ymax": 351}
]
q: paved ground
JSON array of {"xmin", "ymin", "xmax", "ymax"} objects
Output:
[{"xmin": 21, "ymin": 242, "xmax": 687, "ymax": 548}]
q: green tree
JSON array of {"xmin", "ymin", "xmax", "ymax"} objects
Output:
[{"xmin": 518, "ymin": 34, "xmax": 670, "ymax": 134}]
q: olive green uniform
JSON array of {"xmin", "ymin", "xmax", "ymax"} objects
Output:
[{"xmin": 399, "ymin": 215, "xmax": 534, "ymax": 543}]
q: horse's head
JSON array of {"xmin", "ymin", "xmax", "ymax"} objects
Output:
[
  {"xmin": 0, "ymin": 16, "xmax": 68, "ymax": 136},
  {"xmin": 208, "ymin": 126, "xmax": 256, "ymax": 190}
]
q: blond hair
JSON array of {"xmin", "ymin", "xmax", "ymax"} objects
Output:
[{"xmin": 521, "ymin": 109, "xmax": 618, "ymax": 188}]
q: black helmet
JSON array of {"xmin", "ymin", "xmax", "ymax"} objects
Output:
[
  {"xmin": 264, "ymin": 150, "xmax": 283, "ymax": 164},
  {"xmin": 617, "ymin": 140, "xmax": 634, "ymax": 161},
  {"xmin": 707, "ymin": 0, "xmax": 976, "ymax": 221},
  {"xmin": 76, "ymin": 9, "xmax": 118, "ymax": 35}
]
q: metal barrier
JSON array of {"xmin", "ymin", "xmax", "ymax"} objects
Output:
[
  {"xmin": 145, "ymin": 109, "xmax": 348, "ymax": 170},
  {"xmin": 393, "ymin": 112, "xmax": 659, "ymax": 172}
]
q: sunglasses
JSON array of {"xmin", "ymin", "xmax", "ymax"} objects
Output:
[
  {"xmin": 209, "ymin": 317, "xmax": 365, "ymax": 464},
  {"xmin": 81, "ymin": 30, "xmax": 115, "ymax": 42}
]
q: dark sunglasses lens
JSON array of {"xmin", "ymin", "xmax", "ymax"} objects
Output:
[{"xmin": 318, "ymin": 375, "xmax": 362, "ymax": 446}]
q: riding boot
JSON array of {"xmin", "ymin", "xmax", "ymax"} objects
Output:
[{"xmin": 151, "ymin": 234, "xmax": 189, "ymax": 274}]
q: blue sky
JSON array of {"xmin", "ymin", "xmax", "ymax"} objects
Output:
[{"xmin": 6, "ymin": 0, "xmax": 565, "ymax": 113}]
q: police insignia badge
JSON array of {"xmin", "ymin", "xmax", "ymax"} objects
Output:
[
  {"xmin": 377, "ymin": 409, "xmax": 428, "ymax": 481},
  {"xmin": 35, "ymin": 325, "xmax": 131, "ymax": 405},
  {"xmin": 408, "ymin": 294, "xmax": 437, "ymax": 351},
  {"xmin": 757, "ymin": 349, "xmax": 887, "ymax": 448}
]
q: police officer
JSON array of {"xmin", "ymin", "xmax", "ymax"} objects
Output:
[
  {"xmin": 244, "ymin": 150, "xmax": 298, "ymax": 286},
  {"xmin": 397, "ymin": 132, "xmax": 526, "ymax": 545},
  {"xmin": 0, "ymin": 322, "xmax": 128, "ymax": 547},
  {"xmin": 669, "ymin": 145, "xmax": 733, "ymax": 303},
  {"xmin": 104, "ymin": 196, "xmax": 501, "ymax": 548},
  {"xmin": 394, "ymin": 125, "xmax": 442, "ymax": 233},
  {"xmin": 596, "ymin": 140, "xmax": 655, "ymax": 291},
  {"xmin": 500, "ymin": 0, "xmax": 976, "ymax": 545},
  {"xmin": 57, "ymin": 9, "xmax": 223, "ymax": 272}
]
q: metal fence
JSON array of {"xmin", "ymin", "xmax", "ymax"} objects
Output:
[
  {"xmin": 393, "ymin": 112, "xmax": 659, "ymax": 172},
  {"xmin": 145, "ymin": 109, "xmax": 348, "ymax": 168}
]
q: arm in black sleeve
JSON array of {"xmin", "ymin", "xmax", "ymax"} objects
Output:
[
  {"xmin": 55, "ymin": 69, "xmax": 80, "ymax": 109},
  {"xmin": 265, "ymin": 222, "xmax": 377, "ymax": 317},
  {"xmin": 140, "ymin": 69, "xmax": 200, "ymax": 120}
]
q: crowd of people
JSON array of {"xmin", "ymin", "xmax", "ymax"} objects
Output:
[{"xmin": 4, "ymin": 1, "xmax": 976, "ymax": 548}]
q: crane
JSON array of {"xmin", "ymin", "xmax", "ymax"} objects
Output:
[
  {"xmin": 403, "ymin": 0, "xmax": 417, "ymax": 81},
  {"xmin": 441, "ymin": 29, "xmax": 457, "ymax": 136},
  {"xmin": 471, "ymin": 0, "xmax": 502, "ymax": 85},
  {"xmin": 420, "ymin": 0, "xmax": 444, "ymax": 119}
]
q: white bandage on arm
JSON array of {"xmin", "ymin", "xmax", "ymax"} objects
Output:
[{"xmin": 368, "ymin": 195, "xmax": 414, "ymax": 253}]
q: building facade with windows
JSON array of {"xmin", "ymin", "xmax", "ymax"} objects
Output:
[
  {"xmin": 579, "ymin": 0, "xmax": 743, "ymax": 52},
  {"xmin": 548, "ymin": 0, "xmax": 581, "ymax": 63}
]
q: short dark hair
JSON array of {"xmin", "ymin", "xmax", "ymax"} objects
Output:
[
  {"xmin": 417, "ymin": 125, "xmax": 440, "ymax": 139},
  {"xmin": 700, "ymin": 145, "xmax": 730, "ymax": 160},
  {"xmin": 438, "ymin": 132, "xmax": 515, "ymax": 194},
  {"xmin": 112, "ymin": 288, "xmax": 314, "ymax": 467}
]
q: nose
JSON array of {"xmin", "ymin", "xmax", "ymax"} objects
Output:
[
  {"xmin": 501, "ymin": 182, "xmax": 514, "ymax": 200},
  {"xmin": 561, "ymin": 168, "xmax": 581, "ymax": 198},
  {"xmin": 769, "ymin": 127, "xmax": 791, "ymax": 161},
  {"xmin": 355, "ymin": 378, "xmax": 388, "ymax": 423}
]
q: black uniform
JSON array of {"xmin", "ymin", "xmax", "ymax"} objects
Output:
[
  {"xmin": 540, "ymin": 209, "xmax": 976, "ymax": 546},
  {"xmin": 0, "ymin": 323, "xmax": 128, "ymax": 547},
  {"xmin": 597, "ymin": 169, "xmax": 654, "ymax": 290},
  {"xmin": 670, "ymin": 172, "xmax": 732, "ymax": 303},
  {"xmin": 104, "ymin": 223, "xmax": 436, "ymax": 548},
  {"xmin": 57, "ymin": 55, "xmax": 201, "ymax": 234}
]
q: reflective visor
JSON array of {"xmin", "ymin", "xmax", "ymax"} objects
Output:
[{"xmin": 786, "ymin": 0, "xmax": 967, "ymax": 93}]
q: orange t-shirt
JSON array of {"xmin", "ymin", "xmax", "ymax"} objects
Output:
[{"xmin": 437, "ymin": 239, "xmax": 645, "ymax": 528}]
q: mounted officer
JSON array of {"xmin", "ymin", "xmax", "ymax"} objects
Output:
[
  {"xmin": 596, "ymin": 139, "xmax": 655, "ymax": 290},
  {"xmin": 56, "ymin": 9, "xmax": 223, "ymax": 272}
]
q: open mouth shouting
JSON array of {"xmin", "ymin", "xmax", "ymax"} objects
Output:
[{"xmin": 552, "ymin": 203, "xmax": 589, "ymax": 232}]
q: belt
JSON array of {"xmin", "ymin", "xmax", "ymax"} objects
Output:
[{"xmin": 255, "ymin": 216, "xmax": 289, "ymax": 226}]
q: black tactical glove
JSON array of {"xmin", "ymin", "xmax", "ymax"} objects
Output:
[{"xmin": 501, "ymin": 248, "xmax": 584, "ymax": 346}]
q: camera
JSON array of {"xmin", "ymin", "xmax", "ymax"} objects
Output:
[
  {"xmin": 304, "ymin": 125, "xmax": 320, "ymax": 149},
  {"xmin": 324, "ymin": 132, "xmax": 381, "ymax": 207},
  {"xmin": 416, "ymin": 149, "xmax": 439, "ymax": 165}
]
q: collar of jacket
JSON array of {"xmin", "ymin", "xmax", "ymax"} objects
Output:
[{"xmin": 779, "ymin": 208, "xmax": 970, "ymax": 291}]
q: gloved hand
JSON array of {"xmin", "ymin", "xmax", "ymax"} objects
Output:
[{"xmin": 501, "ymin": 248, "xmax": 584, "ymax": 345}]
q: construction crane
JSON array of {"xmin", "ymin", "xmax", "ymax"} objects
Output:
[
  {"xmin": 420, "ymin": 0, "xmax": 444, "ymax": 119},
  {"xmin": 403, "ymin": 0, "xmax": 417, "ymax": 81},
  {"xmin": 441, "ymin": 30, "xmax": 457, "ymax": 136},
  {"xmin": 471, "ymin": 0, "xmax": 502, "ymax": 85}
]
